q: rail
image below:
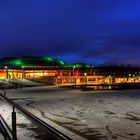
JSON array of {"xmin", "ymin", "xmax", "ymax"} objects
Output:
[
  {"xmin": 0, "ymin": 94, "xmax": 72, "ymax": 140},
  {"xmin": 0, "ymin": 114, "xmax": 12, "ymax": 140}
]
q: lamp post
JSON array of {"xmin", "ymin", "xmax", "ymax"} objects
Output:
[
  {"xmin": 73, "ymin": 65, "xmax": 76, "ymax": 85},
  {"xmin": 109, "ymin": 75, "xmax": 112, "ymax": 84},
  {"xmin": 128, "ymin": 73, "xmax": 131, "ymax": 82},
  {"xmin": 133, "ymin": 74, "xmax": 135, "ymax": 83},
  {"xmin": 5, "ymin": 66, "xmax": 8, "ymax": 80},
  {"xmin": 91, "ymin": 65, "xmax": 93, "ymax": 76},
  {"xmin": 73, "ymin": 65, "xmax": 75, "ymax": 76},
  {"xmin": 84, "ymin": 73, "xmax": 87, "ymax": 84},
  {"xmin": 22, "ymin": 66, "xmax": 24, "ymax": 79}
]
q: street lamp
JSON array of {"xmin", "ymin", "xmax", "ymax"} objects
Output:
[
  {"xmin": 22, "ymin": 66, "xmax": 25, "ymax": 79},
  {"xmin": 91, "ymin": 65, "xmax": 93, "ymax": 76},
  {"xmin": 73, "ymin": 65, "xmax": 75, "ymax": 76},
  {"xmin": 133, "ymin": 74, "xmax": 135, "ymax": 83},
  {"xmin": 84, "ymin": 73, "xmax": 87, "ymax": 84},
  {"xmin": 5, "ymin": 66, "xmax": 8, "ymax": 80},
  {"xmin": 128, "ymin": 73, "xmax": 132, "ymax": 83},
  {"xmin": 108, "ymin": 75, "xmax": 112, "ymax": 84},
  {"xmin": 72, "ymin": 65, "xmax": 76, "ymax": 85}
]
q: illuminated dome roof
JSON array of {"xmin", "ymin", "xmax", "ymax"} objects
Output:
[{"xmin": 0, "ymin": 56, "xmax": 65, "ymax": 67}]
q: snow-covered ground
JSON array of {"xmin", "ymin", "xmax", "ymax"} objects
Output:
[
  {"xmin": 0, "ymin": 98, "xmax": 43, "ymax": 140},
  {"xmin": 1, "ymin": 86, "xmax": 140, "ymax": 140}
]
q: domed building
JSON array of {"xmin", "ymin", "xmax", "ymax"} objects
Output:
[
  {"xmin": 0, "ymin": 56, "xmax": 138, "ymax": 85},
  {"xmin": 0, "ymin": 56, "xmax": 66, "ymax": 79},
  {"xmin": 0, "ymin": 56, "xmax": 91, "ymax": 80}
]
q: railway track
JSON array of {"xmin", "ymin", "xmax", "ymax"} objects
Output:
[{"xmin": 0, "ymin": 94, "xmax": 72, "ymax": 140}]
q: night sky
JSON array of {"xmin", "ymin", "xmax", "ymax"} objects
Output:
[{"xmin": 0, "ymin": 0, "xmax": 140, "ymax": 66}]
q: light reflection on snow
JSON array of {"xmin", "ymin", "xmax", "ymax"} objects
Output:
[{"xmin": 0, "ymin": 98, "xmax": 40, "ymax": 140}]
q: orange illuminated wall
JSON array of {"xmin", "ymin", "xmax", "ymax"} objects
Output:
[
  {"xmin": 24, "ymin": 70, "xmax": 56, "ymax": 79},
  {"xmin": 0, "ymin": 69, "xmax": 6, "ymax": 79},
  {"xmin": 8, "ymin": 70, "xmax": 22, "ymax": 79}
]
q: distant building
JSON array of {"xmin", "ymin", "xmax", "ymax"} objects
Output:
[
  {"xmin": 0, "ymin": 56, "xmax": 139, "ymax": 85},
  {"xmin": 0, "ymin": 56, "xmax": 91, "ymax": 79}
]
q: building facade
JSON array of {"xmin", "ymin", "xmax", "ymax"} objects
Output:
[{"xmin": 0, "ymin": 56, "xmax": 140, "ymax": 85}]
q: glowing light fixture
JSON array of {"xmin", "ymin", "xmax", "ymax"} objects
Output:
[
  {"xmin": 58, "ymin": 60, "xmax": 65, "ymax": 65},
  {"xmin": 10, "ymin": 59, "xmax": 23, "ymax": 66},
  {"xmin": 44, "ymin": 57, "xmax": 53, "ymax": 62}
]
